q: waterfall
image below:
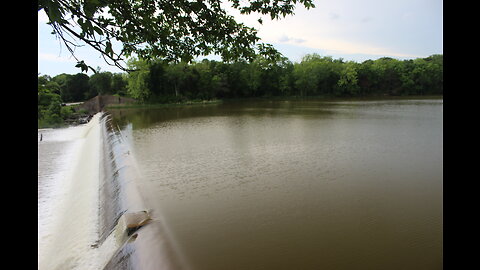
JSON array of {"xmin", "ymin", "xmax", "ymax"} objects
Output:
[{"xmin": 38, "ymin": 112, "xmax": 185, "ymax": 270}]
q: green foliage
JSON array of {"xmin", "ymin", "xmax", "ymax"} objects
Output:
[
  {"xmin": 60, "ymin": 105, "xmax": 74, "ymax": 119},
  {"xmin": 38, "ymin": 71, "xmax": 129, "ymax": 128},
  {"xmin": 38, "ymin": 86, "xmax": 64, "ymax": 128},
  {"xmin": 67, "ymin": 73, "xmax": 91, "ymax": 101},
  {"xmin": 126, "ymin": 58, "xmax": 151, "ymax": 101},
  {"xmin": 336, "ymin": 62, "xmax": 360, "ymax": 96},
  {"xmin": 50, "ymin": 73, "xmax": 71, "ymax": 101},
  {"xmin": 39, "ymin": 0, "xmax": 315, "ymax": 72},
  {"xmin": 87, "ymin": 71, "xmax": 113, "ymax": 99},
  {"xmin": 122, "ymin": 54, "xmax": 443, "ymax": 103},
  {"xmin": 111, "ymin": 73, "xmax": 128, "ymax": 96},
  {"xmin": 293, "ymin": 58, "xmax": 319, "ymax": 97}
]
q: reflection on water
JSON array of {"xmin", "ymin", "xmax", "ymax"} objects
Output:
[{"xmin": 109, "ymin": 98, "xmax": 442, "ymax": 270}]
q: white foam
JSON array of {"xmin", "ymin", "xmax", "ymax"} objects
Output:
[
  {"xmin": 38, "ymin": 113, "xmax": 184, "ymax": 270},
  {"xmin": 38, "ymin": 114, "xmax": 105, "ymax": 270}
]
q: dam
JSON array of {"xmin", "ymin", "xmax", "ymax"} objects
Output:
[{"xmin": 38, "ymin": 113, "xmax": 185, "ymax": 270}]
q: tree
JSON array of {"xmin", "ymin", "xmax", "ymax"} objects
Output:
[
  {"xmin": 38, "ymin": 79, "xmax": 64, "ymax": 127},
  {"xmin": 293, "ymin": 54, "xmax": 327, "ymax": 96},
  {"xmin": 147, "ymin": 60, "xmax": 169, "ymax": 98},
  {"xmin": 111, "ymin": 73, "xmax": 128, "ymax": 96},
  {"xmin": 411, "ymin": 56, "xmax": 443, "ymax": 95},
  {"xmin": 38, "ymin": 89, "xmax": 60, "ymax": 118},
  {"xmin": 357, "ymin": 60, "xmax": 375, "ymax": 95},
  {"xmin": 38, "ymin": 74, "xmax": 51, "ymax": 86},
  {"xmin": 336, "ymin": 61, "xmax": 359, "ymax": 96},
  {"xmin": 87, "ymin": 71, "xmax": 113, "ymax": 99},
  {"xmin": 370, "ymin": 57, "xmax": 403, "ymax": 95},
  {"xmin": 38, "ymin": 0, "xmax": 315, "ymax": 72},
  {"xmin": 51, "ymin": 73, "xmax": 73, "ymax": 101},
  {"xmin": 194, "ymin": 60, "xmax": 218, "ymax": 99},
  {"xmin": 126, "ymin": 58, "xmax": 151, "ymax": 101},
  {"xmin": 164, "ymin": 61, "xmax": 189, "ymax": 98},
  {"xmin": 64, "ymin": 73, "xmax": 90, "ymax": 102}
]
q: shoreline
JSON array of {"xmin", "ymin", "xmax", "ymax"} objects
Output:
[
  {"xmin": 39, "ymin": 95, "xmax": 443, "ymax": 130},
  {"xmin": 105, "ymin": 94, "xmax": 443, "ymax": 109}
]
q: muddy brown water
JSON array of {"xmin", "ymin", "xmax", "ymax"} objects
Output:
[{"xmin": 109, "ymin": 98, "xmax": 443, "ymax": 270}]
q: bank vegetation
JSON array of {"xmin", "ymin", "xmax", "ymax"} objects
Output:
[{"xmin": 38, "ymin": 53, "xmax": 442, "ymax": 128}]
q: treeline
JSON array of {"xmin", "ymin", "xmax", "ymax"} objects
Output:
[
  {"xmin": 38, "ymin": 53, "xmax": 442, "ymax": 127},
  {"xmin": 38, "ymin": 72, "xmax": 128, "ymax": 103},
  {"xmin": 125, "ymin": 53, "xmax": 443, "ymax": 102},
  {"xmin": 38, "ymin": 71, "xmax": 128, "ymax": 127}
]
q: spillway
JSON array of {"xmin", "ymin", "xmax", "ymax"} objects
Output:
[{"xmin": 38, "ymin": 112, "xmax": 185, "ymax": 270}]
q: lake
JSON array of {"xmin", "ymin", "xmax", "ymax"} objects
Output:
[{"xmin": 108, "ymin": 97, "xmax": 443, "ymax": 270}]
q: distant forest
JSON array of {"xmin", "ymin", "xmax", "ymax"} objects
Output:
[{"xmin": 38, "ymin": 53, "xmax": 442, "ymax": 126}]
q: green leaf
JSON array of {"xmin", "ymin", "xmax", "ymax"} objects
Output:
[
  {"xmin": 93, "ymin": 26, "xmax": 103, "ymax": 35},
  {"xmin": 75, "ymin": 61, "xmax": 89, "ymax": 73},
  {"xmin": 105, "ymin": 41, "xmax": 113, "ymax": 57},
  {"xmin": 75, "ymin": 61, "xmax": 84, "ymax": 68},
  {"xmin": 83, "ymin": 0, "xmax": 100, "ymax": 18}
]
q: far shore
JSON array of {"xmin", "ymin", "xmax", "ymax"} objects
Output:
[
  {"xmin": 105, "ymin": 94, "xmax": 443, "ymax": 110},
  {"xmin": 39, "ymin": 95, "xmax": 442, "ymax": 130}
]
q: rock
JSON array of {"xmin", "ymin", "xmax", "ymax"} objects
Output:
[{"xmin": 119, "ymin": 211, "xmax": 152, "ymax": 236}]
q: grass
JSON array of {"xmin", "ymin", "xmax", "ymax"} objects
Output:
[{"xmin": 105, "ymin": 99, "xmax": 223, "ymax": 109}]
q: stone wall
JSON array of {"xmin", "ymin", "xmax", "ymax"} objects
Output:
[{"xmin": 76, "ymin": 95, "xmax": 137, "ymax": 114}]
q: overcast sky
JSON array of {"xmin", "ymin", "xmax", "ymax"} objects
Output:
[{"xmin": 38, "ymin": 0, "xmax": 443, "ymax": 76}]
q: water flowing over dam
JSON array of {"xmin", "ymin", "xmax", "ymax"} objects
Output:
[{"xmin": 38, "ymin": 113, "xmax": 185, "ymax": 270}]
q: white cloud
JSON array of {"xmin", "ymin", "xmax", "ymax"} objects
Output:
[
  {"xmin": 241, "ymin": 1, "xmax": 433, "ymax": 60},
  {"xmin": 38, "ymin": 53, "xmax": 77, "ymax": 63},
  {"xmin": 300, "ymin": 37, "xmax": 422, "ymax": 58},
  {"xmin": 278, "ymin": 35, "xmax": 306, "ymax": 44}
]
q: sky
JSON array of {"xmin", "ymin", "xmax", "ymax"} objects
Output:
[{"xmin": 38, "ymin": 0, "xmax": 443, "ymax": 77}]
